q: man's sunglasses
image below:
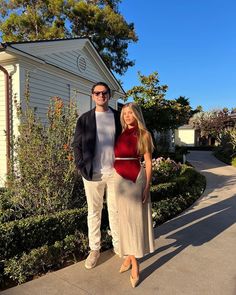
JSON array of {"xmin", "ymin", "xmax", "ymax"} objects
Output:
[{"xmin": 93, "ymin": 91, "xmax": 109, "ymax": 96}]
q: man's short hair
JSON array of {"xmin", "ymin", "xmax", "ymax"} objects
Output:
[{"xmin": 91, "ymin": 82, "xmax": 111, "ymax": 96}]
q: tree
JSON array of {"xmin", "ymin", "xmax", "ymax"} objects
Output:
[
  {"xmin": 125, "ymin": 71, "xmax": 193, "ymax": 132},
  {"xmin": 0, "ymin": 0, "xmax": 137, "ymax": 75},
  {"xmin": 189, "ymin": 109, "xmax": 230, "ymax": 142},
  {"xmin": 190, "ymin": 104, "xmax": 202, "ymax": 116},
  {"xmin": 231, "ymin": 107, "xmax": 236, "ymax": 113}
]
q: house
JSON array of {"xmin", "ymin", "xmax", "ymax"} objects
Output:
[
  {"xmin": 174, "ymin": 124, "xmax": 200, "ymax": 147},
  {"xmin": 175, "ymin": 111, "xmax": 236, "ymax": 148},
  {"xmin": 0, "ymin": 38, "xmax": 125, "ymax": 187}
]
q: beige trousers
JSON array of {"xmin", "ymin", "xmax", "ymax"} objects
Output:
[{"xmin": 82, "ymin": 171, "xmax": 119, "ymax": 252}]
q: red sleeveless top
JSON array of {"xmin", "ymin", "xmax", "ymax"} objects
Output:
[{"xmin": 114, "ymin": 126, "xmax": 140, "ymax": 182}]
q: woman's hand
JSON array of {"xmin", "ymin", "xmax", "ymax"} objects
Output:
[
  {"xmin": 143, "ymin": 151, "xmax": 152, "ymax": 204},
  {"xmin": 142, "ymin": 185, "xmax": 150, "ymax": 204}
]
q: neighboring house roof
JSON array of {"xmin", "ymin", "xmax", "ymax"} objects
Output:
[
  {"xmin": 178, "ymin": 124, "xmax": 195, "ymax": 130},
  {"xmin": 0, "ymin": 37, "xmax": 125, "ymax": 98}
]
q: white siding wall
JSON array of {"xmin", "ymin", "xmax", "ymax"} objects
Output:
[
  {"xmin": 20, "ymin": 67, "xmax": 70, "ymax": 121},
  {"xmin": 40, "ymin": 49, "xmax": 102, "ymax": 83},
  {"xmin": 0, "ymin": 71, "xmax": 6, "ymax": 186},
  {"xmin": 19, "ymin": 64, "xmax": 117, "ymax": 122},
  {"xmin": 19, "ymin": 66, "xmax": 94, "ymax": 121},
  {"xmin": 74, "ymin": 92, "xmax": 91, "ymax": 116},
  {"xmin": 38, "ymin": 50, "xmax": 115, "ymax": 91},
  {"xmin": 0, "ymin": 64, "xmax": 20, "ymax": 187},
  {"xmin": 108, "ymin": 98, "xmax": 117, "ymax": 109}
]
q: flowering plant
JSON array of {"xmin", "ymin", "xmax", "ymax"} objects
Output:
[
  {"xmin": 6, "ymin": 82, "xmax": 84, "ymax": 218},
  {"xmin": 151, "ymin": 157, "xmax": 182, "ymax": 184}
]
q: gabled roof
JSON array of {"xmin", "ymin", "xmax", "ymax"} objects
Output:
[{"xmin": 0, "ymin": 37, "xmax": 125, "ymax": 97}]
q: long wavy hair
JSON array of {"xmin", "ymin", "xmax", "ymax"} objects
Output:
[{"xmin": 120, "ymin": 103, "xmax": 154, "ymax": 155}]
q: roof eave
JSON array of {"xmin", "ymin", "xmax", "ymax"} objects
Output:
[
  {"xmin": 5, "ymin": 44, "xmax": 46, "ymax": 64},
  {"xmin": 84, "ymin": 39, "xmax": 125, "ymax": 96}
]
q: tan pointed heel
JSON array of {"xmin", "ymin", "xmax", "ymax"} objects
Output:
[
  {"xmin": 130, "ymin": 274, "xmax": 139, "ymax": 288},
  {"xmin": 119, "ymin": 263, "xmax": 131, "ymax": 273}
]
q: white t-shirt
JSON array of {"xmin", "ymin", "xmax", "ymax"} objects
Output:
[{"xmin": 93, "ymin": 108, "xmax": 115, "ymax": 175}]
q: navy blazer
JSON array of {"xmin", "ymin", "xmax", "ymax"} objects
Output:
[{"xmin": 72, "ymin": 107, "xmax": 122, "ymax": 180}]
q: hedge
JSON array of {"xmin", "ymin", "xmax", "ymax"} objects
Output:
[
  {"xmin": 4, "ymin": 232, "xmax": 89, "ymax": 284},
  {"xmin": 152, "ymin": 166, "xmax": 206, "ymax": 226},
  {"xmin": 151, "ymin": 165, "xmax": 206, "ymax": 202},
  {"xmin": 3, "ymin": 229, "xmax": 112, "ymax": 285},
  {"xmin": 0, "ymin": 207, "xmax": 87, "ymax": 261},
  {"xmin": 152, "ymin": 194, "xmax": 198, "ymax": 227}
]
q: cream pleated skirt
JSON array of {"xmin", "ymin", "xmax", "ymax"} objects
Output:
[{"xmin": 114, "ymin": 167, "xmax": 155, "ymax": 258}]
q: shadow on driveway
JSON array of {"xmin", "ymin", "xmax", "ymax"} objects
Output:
[{"xmin": 140, "ymin": 193, "xmax": 236, "ymax": 282}]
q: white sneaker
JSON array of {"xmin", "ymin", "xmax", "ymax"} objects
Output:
[{"xmin": 85, "ymin": 250, "xmax": 100, "ymax": 269}]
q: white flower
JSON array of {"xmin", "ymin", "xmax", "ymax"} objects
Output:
[{"xmin": 152, "ymin": 212, "xmax": 157, "ymax": 217}]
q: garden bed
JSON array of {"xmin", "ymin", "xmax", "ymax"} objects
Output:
[{"xmin": 0, "ymin": 161, "xmax": 205, "ymax": 289}]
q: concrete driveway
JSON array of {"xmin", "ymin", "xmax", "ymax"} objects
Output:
[{"xmin": 2, "ymin": 151, "xmax": 236, "ymax": 295}]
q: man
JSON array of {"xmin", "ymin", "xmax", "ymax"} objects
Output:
[{"xmin": 72, "ymin": 82, "xmax": 122, "ymax": 269}]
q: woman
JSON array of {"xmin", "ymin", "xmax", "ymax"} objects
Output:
[{"xmin": 114, "ymin": 102, "xmax": 155, "ymax": 288}]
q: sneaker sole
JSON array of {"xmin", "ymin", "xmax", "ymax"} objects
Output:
[
  {"xmin": 85, "ymin": 263, "xmax": 94, "ymax": 269},
  {"xmin": 84, "ymin": 255, "xmax": 100, "ymax": 269}
]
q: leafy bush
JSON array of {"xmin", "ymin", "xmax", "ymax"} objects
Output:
[
  {"xmin": 231, "ymin": 156, "xmax": 236, "ymax": 167},
  {"xmin": 214, "ymin": 129, "xmax": 236, "ymax": 165},
  {"xmin": 0, "ymin": 208, "xmax": 88, "ymax": 287},
  {"xmin": 4, "ymin": 232, "xmax": 89, "ymax": 284},
  {"xmin": 151, "ymin": 157, "xmax": 182, "ymax": 184},
  {"xmin": 152, "ymin": 167, "xmax": 206, "ymax": 227},
  {"xmin": 3, "ymin": 228, "xmax": 112, "ymax": 285},
  {"xmin": 3, "ymin": 75, "xmax": 86, "ymax": 220},
  {"xmin": 173, "ymin": 145, "xmax": 189, "ymax": 162},
  {"xmin": 150, "ymin": 165, "xmax": 206, "ymax": 202},
  {"xmin": 0, "ymin": 208, "xmax": 87, "ymax": 261},
  {"xmin": 150, "ymin": 182, "xmax": 177, "ymax": 201},
  {"xmin": 152, "ymin": 196, "xmax": 190, "ymax": 227},
  {"xmin": 187, "ymin": 146, "xmax": 214, "ymax": 151}
]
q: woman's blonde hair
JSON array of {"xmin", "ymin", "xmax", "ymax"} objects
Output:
[{"xmin": 120, "ymin": 103, "xmax": 154, "ymax": 155}]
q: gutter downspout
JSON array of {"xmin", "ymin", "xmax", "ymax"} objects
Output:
[{"xmin": 0, "ymin": 65, "xmax": 11, "ymax": 177}]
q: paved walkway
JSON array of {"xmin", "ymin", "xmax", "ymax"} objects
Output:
[{"xmin": 1, "ymin": 151, "xmax": 236, "ymax": 295}]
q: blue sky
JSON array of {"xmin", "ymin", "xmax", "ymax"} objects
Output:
[{"xmin": 118, "ymin": 0, "xmax": 236, "ymax": 111}]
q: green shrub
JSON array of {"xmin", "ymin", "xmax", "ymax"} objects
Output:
[
  {"xmin": 0, "ymin": 188, "xmax": 6, "ymax": 196},
  {"xmin": 214, "ymin": 129, "xmax": 236, "ymax": 165},
  {"xmin": 150, "ymin": 182, "xmax": 177, "ymax": 202},
  {"xmin": 0, "ymin": 208, "xmax": 87, "ymax": 261},
  {"xmin": 151, "ymin": 165, "xmax": 206, "ymax": 226},
  {"xmin": 4, "ymin": 232, "xmax": 89, "ymax": 284},
  {"xmin": 173, "ymin": 145, "xmax": 189, "ymax": 163},
  {"xmin": 231, "ymin": 156, "xmax": 236, "ymax": 167},
  {"xmin": 3, "ymin": 228, "xmax": 112, "ymax": 285},
  {"xmin": 187, "ymin": 146, "xmax": 214, "ymax": 151},
  {"xmin": 150, "ymin": 164, "xmax": 205, "ymax": 202},
  {"xmin": 151, "ymin": 157, "xmax": 182, "ymax": 184},
  {"xmin": 152, "ymin": 192, "xmax": 200, "ymax": 227},
  {"xmin": 5, "ymin": 75, "xmax": 84, "ymax": 219}
]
